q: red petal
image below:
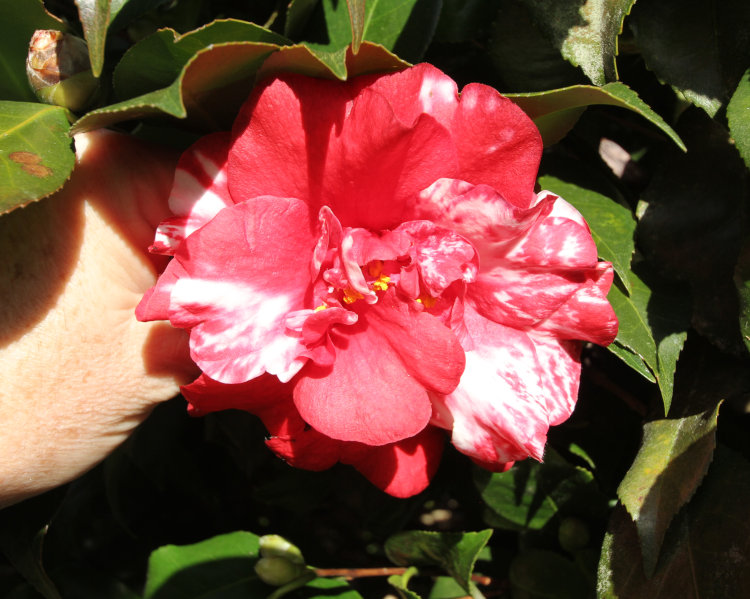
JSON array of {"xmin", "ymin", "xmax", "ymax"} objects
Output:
[
  {"xmin": 293, "ymin": 289, "xmax": 465, "ymax": 445},
  {"xmin": 135, "ymin": 258, "xmax": 186, "ymax": 322}
]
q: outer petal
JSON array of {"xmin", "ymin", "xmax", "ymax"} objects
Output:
[
  {"xmin": 168, "ymin": 197, "xmax": 317, "ymax": 384},
  {"xmin": 450, "ymin": 84, "xmax": 542, "ymax": 209},
  {"xmin": 293, "ymin": 289, "xmax": 465, "ymax": 446},
  {"xmin": 434, "ymin": 306, "xmax": 580, "ymax": 466},
  {"xmin": 152, "ymin": 132, "xmax": 233, "ymax": 254},
  {"xmin": 341, "ymin": 426, "xmax": 446, "ymax": 498},
  {"xmin": 135, "ymin": 258, "xmax": 186, "ymax": 322},
  {"xmin": 230, "ymin": 74, "xmax": 458, "ymax": 231}
]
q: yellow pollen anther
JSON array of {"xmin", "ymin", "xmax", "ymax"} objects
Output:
[
  {"xmin": 416, "ymin": 294, "xmax": 437, "ymax": 308},
  {"xmin": 314, "ymin": 304, "xmax": 327, "ymax": 312},
  {"xmin": 342, "ymin": 288, "xmax": 364, "ymax": 304},
  {"xmin": 371, "ymin": 274, "xmax": 391, "ymax": 291}
]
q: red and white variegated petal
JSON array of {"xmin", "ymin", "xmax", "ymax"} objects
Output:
[
  {"xmin": 167, "ymin": 197, "xmax": 318, "ymax": 384},
  {"xmin": 530, "ymin": 335, "xmax": 582, "ymax": 426},
  {"xmin": 151, "ymin": 132, "xmax": 233, "ymax": 254},
  {"xmin": 135, "ymin": 258, "xmax": 187, "ymax": 322},
  {"xmin": 433, "ymin": 305, "xmax": 568, "ymax": 467}
]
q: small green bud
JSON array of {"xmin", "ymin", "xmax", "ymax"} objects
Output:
[
  {"xmin": 258, "ymin": 534, "xmax": 305, "ymax": 565},
  {"xmin": 557, "ymin": 517, "xmax": 590, "ymax": 552},
  {"xmin": 26, "ymin": 30, "xmax": 99, "ymax": 112},
  {"xmin": 254, "ymin": 556, "xmax": 306, "ymax": 586}
]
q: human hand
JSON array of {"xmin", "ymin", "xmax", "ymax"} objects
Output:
[{"xmin": 0, "ymin": 130, "xmax": 196, "ymax": 508}]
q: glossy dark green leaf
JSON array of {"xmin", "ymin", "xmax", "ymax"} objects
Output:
[
  {"xmin": 510, "ymin": 550, "xmax": 591, "ymax": 599},
  {"xmin": 630, "ymin": 0, "xmax": 750, "ymax": 117},
  {"xmin": 538, "ymin": 175, "xmax": 636, "ymax": 292},
  {"xmin": 599, "ymin": 447, "xmax": 750, "ymax": 598},
  {"xmin": 728, "ymin": 68, "xmax": 750, "ymax": 170},
  {"xmin": 0, "ymin": 101, "xmax": 75, "ymax": 214},
  {"xmin": 474, "ymin": 450, "xmax": 607, "ymax": 532},
  {"xmin": 607, "ymin": 342, "xmax": 656, "ymax": 383},
  {"xmin": 143, "ymin": 531, "xmax": 266, "ymax": 599},
  {"xmin": 617, "ymin": 402, "xmax": 721, "ymax": 577},
  {"xmin": 0, "ymin": 0, "xmax": 65, "ymax": 102},
  {"xmin": 113, "ymin": 19, "xmax": 289, "ymax": 100},
  {"xmin": 385, "ymin": 530, "xmax": 492, "ymax": 592},
  {"xmin": 509, "ymin": 82, "xmax": 685, "ymax": 149},
  {"xmin": 516, "ymin": 0, "xmax": 636, "ymax": 86},
  {"xmin": 638, "ymin": 109, "xmax": 747, "ymax": 355},
  {"xmin": 606, "ymin": 276, "xmax": 657, "ymax": 377},
  {"xmin": 72, "ymin": 41, "xmax": 279, "ymax": 133}
]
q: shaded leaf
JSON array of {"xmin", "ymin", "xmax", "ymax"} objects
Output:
[
  {"xmin": 0, "ymin": 490, "xmax": 66, "ymax": 599},
  {"xmin": 474, "ymin": 450, "xmax": 607, "ymax": 532},
  {"xmin": 638, "ymin": 109, "xmax": 747, "ymax": 355},
  {"xmin": 285, "ymin": 0, "xmax": 320, "ymax": 39},
  {"xmin": 599, "ymin": 447, "xmax": 750, "ymax": 598},
  {"xmin": 388, "ymin": 566, "xmax": 422, "ymax": 599},
  {"xmin": 630, "ymin": 0, "xmax": 750, "ymax": 117},
  {"xmin": 538, "ymin": 175, "xmax": 636, "ymax": 292},
  {"xmin": 385, "ymin": 530, "xmax": 492, "ymax": 592},
  {"xmin": 0, "ymin": 102, "xmax": 75, "ymax": 214},
  {"xmin": 0, "ymin": 0, "xmax": 65, "ymax": 102},
  {"xmin": 510, "ymin": 550, "xmax": 591, "ymax": 599},
  {"xmin": 607, "ymin": 342, "xmax": 656, "ymax": 383},
  {"xmin": 113, "ymin": 19, "xmax": 289, "ymax": 100},
  {"xmin": 509, "ymin": 82, "xmax": 685, "ymax": 149},
  {"xmin": 72, "ymin": 41, "xmax": 279, "ymax": 133},
  {"xmin": 301, "ymin": 577, "xmax": 364, "ymax": 598},
  {"xmin": 516, "ymin": 0, "xmax": 636, "ymax": 86},
  {"xmin": 735, "ymin": 237, "xmax": 750, "ymax": 354},
  {"xmin": 434, "ymin": 0, "xmax": 495, "ymax": 44},
  {"xmin": 727, "ymin": 68, "xmax": 750, "ymax": 170},
  {"xmin": 617, "ymin": 402, "xmax": 722, "ymax": 577},
  {"xmin": 143, "ymin": 531, "xmax": 265, "ymax": 598}
]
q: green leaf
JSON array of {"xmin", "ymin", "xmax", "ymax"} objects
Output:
[
  {"xmin": 72, "ymin": 40, "xmax": 280, "ymax": 134},
  {"xmin": 617, "ymin": 401, "xmax": 722, "ymax": 577},
  {"xmin": 143, "ymin": 531, "xmax": 266, "ymax": 599},
  {"xmin": 113, "ymin": 19, "xmax": 290, "ymax": 100},
  {"xmin": 301, "ymin": 577, "xmax": 363, "ymax": 599},
  {"xmin": 0, "ymin": 490, "xmax": 66, "ymax": 599},
  {"xmin": 75, "ymin": 0, "xmax": 111, "ymax": 77},
  {"xmin": 388, "ymin": 566, "xmax": 422, "ymax": 599},
  {"xmin": 0, "ymin": 0, "xmax": 65, "ymax": 102},
  {"xmin": 0, "ymin": 102, "xmax": 75, "ymax": 214},
  {"xmin": 302, "ymin": 0, "xmax": 442, "ymax": 63},
  {"xmin": 508, "ymin": 82, "xmax": 685, "ymax": 149},
  {"xmin": 728, "ymin": 68, "xmax": 750, "ymax": 170},
  {"xmin": 630, "ymin": 0, "xmax": 750, "ymax": 117},
  {"xmin": 346, "ymin": 0, "xmax": 366, "ymax": 54},
  {"xmin": 285, "ymin": 0, "xmax": 320, "ymax": 39},
  {"xmin": 538, "ymin": 176, "xmax": 636, "ymax": 292},
  {"xmin": 735, "ymin": 237, "xmax": 750, "ymax": 354},
  {"xmin": 606, "ymin": 270, "xmax": 689, "ymax": 412},
  {"xmin": 474, "ymin": 450, "xmax": 607, "ymax": 532},
  {"xmin": 515, "ymin": 0, "xmax": 636, "ymax": 86},
  {"xmin": 607, "ymin": 342, "xmax": 656, "ymax": 383},
  {"xmin": 510, "ymin": 550, "xmax": 592, "ymax": 599},
  {"xmin": 599, "ymin": 447, "xmax": 750, "ymax": 598},
  {"xmin": 385, "ymin": 530, "xmax": 492, "ymax": 593},
  {"xmin": 428, "ymin": 576, "xmax": 474, "ymax": 599}
]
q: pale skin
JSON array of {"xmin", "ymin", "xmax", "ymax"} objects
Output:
[{"xmin": 0, "ymin": 130, "xmax": 196, "ymax": 508}]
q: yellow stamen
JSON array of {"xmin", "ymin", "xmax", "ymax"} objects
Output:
[
  {"xmin": 314, "ymin": 304, "xmax": 327, "ymax": 312},
  {"xmin": 372, "ymin": 274, "xmax": 391, "ymax": 291},
  {"xmin": 343, "ymin": 288, "xmax": 364, "ymax": 304},
  {"xmin": 416, "ymin": 294, "xmax": 437, "ymax": 308}
]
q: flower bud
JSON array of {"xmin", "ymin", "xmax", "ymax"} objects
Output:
[
  {"xmin": 254, "ymin": 556, "xmax": 307, "ymax": 586},
  {"xmin": 557, "ymin": 517, "xmax": 590, "ymax": 552},
  {"xmin": 26, "ymin": 30, "xmax": 99, "ymax": 112},
  {"xmin": 258, "ymin": 534, "xmax": 305, "ymax": 565}
]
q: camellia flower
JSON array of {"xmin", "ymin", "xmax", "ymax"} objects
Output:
[{"xmin": 137, "ymin": 63, "xmax": 618, "ymax": 497}]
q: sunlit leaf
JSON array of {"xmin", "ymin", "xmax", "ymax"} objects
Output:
[
  {"xmin": 346, "ymin": 0, "xmax": 366, "ymax": 54},
  {"xmin": 74, "ymin": 0, "xmax": 110, "ymax": 77},
  {"xmin": 0, "ymin": 0, "xmax": 65, "ymax": 102},
  {"xmin": 617, "ymin": 402, "xmax": 721, "ymax": 577},
  {"xmin": 143, "ymin": 531, "xmax": 265, "ymax": 598},
  {"xmin": 0, "ymin": 102, "xmax": 75, "ymax": 214},
  {"xmin": 538, "ymin": 175, "xmax": 636, "ymax": 292},
  {"xmin": 599, "ymin": 447, "xmax": 750, "ymax": 598},
  {"xmin": 385, "ymin": 530, "xmax": 492, "ymax": 593},
  {"xmin": 727, "ymin": 68, "xmax": 750, "ymax": 170},
  {"xmin": 509, "ymin": 82, "xmax": 685, "ymax": 149}
]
